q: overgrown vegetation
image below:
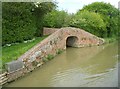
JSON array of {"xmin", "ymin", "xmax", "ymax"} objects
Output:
[
  {"xmin": 70, "ymin": 10, "xmax": 107, "ymax": 37},
  {"xmin": 43, "ymin": 2, "xmax": 119, "ymax": 44},
  {"xmin": 43, "ymin": 10, "xmax": 73, "ymax": 28},
  {"xmin": 43, "ymin": 2, "xmax": 119, "ymax": 39},
  {"xmin": 2, "ymin": 2, "xmax": 56, "ymax": 46},
  {"xmin": 33, "ymin": 2, "xmax": 56, "ymax": 36},
  {"xmin": 2, "ymin": 2, "xmax": 36, "ymax": 45},
  {"xmin": 80, "ymin": 2, "xmax": 119, "ymax": 38},
  {"xmin": 2, "ymin": 2, "xmax": 119, "ymax": 46}
]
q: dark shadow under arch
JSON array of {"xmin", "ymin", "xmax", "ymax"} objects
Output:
[{"xmin": 66, "ymin": 36, "xmax": 78, "ymax": 47}]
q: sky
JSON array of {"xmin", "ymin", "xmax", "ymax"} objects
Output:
[{"xmin": 56, "ymin": 0, "xmax": 120, "ymax": 13}]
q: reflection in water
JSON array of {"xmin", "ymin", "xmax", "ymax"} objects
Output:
[{"xmin": 5, "ymin": 42, "xmax": 118, "ymax": 87}]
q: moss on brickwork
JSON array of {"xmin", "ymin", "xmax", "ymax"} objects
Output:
[
  {"xmin": 47, "ymin": 54, "xmax": 54, "ymax": 60},
  {"xmin": 56, "ymin": 49, "xmax": 63, "ymax": 54}
]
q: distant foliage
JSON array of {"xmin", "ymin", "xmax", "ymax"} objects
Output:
[
  {"xmin": 43, "ymin": 2, "xmax": 119, "ymax": 38},
  {"xmin": 43, "ymin": 10, "xmax": 73, "ymax": 28},
  {"xmin": 70, "ymin": 10, "xmax": 107, "ymax": 37},
  {"xmin": 79, "ymin": 2, "xmax": 119, "ymax": 38}
]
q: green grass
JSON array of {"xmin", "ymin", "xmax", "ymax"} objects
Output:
[{"xmin": 2, "ymin": 36, "xmax": 47, "ymax": 68}]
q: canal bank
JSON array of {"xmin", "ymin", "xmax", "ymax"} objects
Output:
[
  {"xmin": 1, "ymin": 27, "xmax": 104, "ymax": 86},
  {"xmin": 4, "ymin": 42, "xmax": 118, "ymax": 87}
]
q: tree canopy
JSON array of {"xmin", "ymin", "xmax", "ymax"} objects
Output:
[
  {"xmin": 70, "ymin": 10, "xmax": 106, "ymax": 37},
  {"xmin": 2, "ymin": 2, "xmax": 36, "ymax": 45},
  {"xmin": 79, "ymin": 2, "xmax": 119, "ymax": 37},
  {"xmin": 2, "ymin": 2, "xmax": 56, "ymax": 45},
  {"xmin": 33, "ymin": 2, "xmax": 56, "ymax": 36},
  {"xmin": 43, "ymin": 10, "xmax": 71, "ymax": 28},
  {"xmin": 2, "ymin": 2, "xmax": 119, "ymax": 46}
]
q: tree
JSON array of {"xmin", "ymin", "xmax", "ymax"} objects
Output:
[
  {"xmin": 2, "ymin": 2, "xmax": 57, "ymax": 45},
  {"xmin": 43, "ymin": 10, "xmax": 68, "ymax": 28},
  {"xmin": 2, "ymin": 2, "xmax": 36, "ymax": 45},
  {"xmin": 79, "ymin": 2, "xmax": 119, "ymax": 37},
  {"xmin": 33, "ymin": 2, "xmax": 56, "ymax": 36},
  {"xmin": 70, "ymin": 10, "xmax": 106, "ymax": 37}
]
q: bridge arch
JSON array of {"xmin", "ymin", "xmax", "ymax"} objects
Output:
[{"xmin": 66, "ymin": 36, "xmax": 79, "ymax": 47}]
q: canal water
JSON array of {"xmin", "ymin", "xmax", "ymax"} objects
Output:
[{"xmin": 5, "ymin": 42, "xmax": 118, "ymax": 87}]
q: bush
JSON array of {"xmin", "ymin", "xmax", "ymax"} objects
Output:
[
  {"xmin": 80, "ymin": 2, "xmax": 119, "ymax": 38},
  {"xmin": 33, "ymin": 2, "xmax": 56, "ymax": 36},
  {"xmin": 2, "ymin": 2, "xmax": 36, "ymax": 45},
  {"xmin": 43, "ymin": 10, "xmax": 71, "ymax": 28},
  {"xmin": 2, "ymin": 2, "xmax": 56, "ymax": 45},
  {"xmin": 70, "ymin": 10, "xmax": 107, "ymax": 37}
]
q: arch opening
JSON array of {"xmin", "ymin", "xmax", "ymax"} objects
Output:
[{"xmin": 66, "ymin": 36, "xmax": 78, "ymax": 47}]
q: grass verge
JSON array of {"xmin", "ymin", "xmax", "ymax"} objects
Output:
[{"xmin": 2, "ymin": 36, "xmax": 47, "ymax": 68}]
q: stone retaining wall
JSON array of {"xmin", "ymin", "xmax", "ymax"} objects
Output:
[{"xmin": 0, "ymin": 72, "xmax": 8, "ymax": 85}]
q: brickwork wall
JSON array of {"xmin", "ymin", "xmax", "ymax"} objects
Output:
[{"xmin": 43, "ymin": 27, "xmax": 59, "ymax": 35}]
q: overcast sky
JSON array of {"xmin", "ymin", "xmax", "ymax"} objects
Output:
[{"xmin": 56, "ymin": 0, "xmax": 120, "ymax": 13}]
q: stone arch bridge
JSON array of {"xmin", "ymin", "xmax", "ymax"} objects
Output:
[
  {"xmin": 18, "ymin": 27, "xmax": 104, "ymax": 65},
  {"xmin": 1, "ymin": 27, "xmax": 104, "ymax": 85},
  {"xmin": 43, "ymin": 27, "xmax": 104, "ymax": 48}
]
